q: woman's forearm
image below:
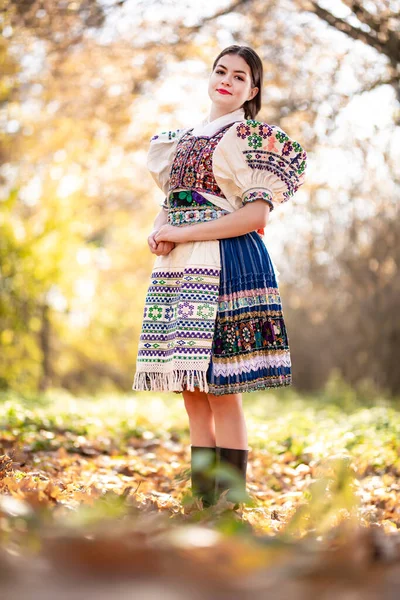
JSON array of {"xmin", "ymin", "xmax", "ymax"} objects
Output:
[
  {"xmin": 184, "ymin": 201, "xmax": 270, "ymax": 242},
  {"xmin": 152, "ymin": 207, "xmax": 168, "ymax": 231}
]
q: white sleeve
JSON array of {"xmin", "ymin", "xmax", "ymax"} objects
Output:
[
  {"xmin": 146, "ymin": 127, "xmax": 189, "ymax": 196},
  {"xmin": 213, "ymin": 120, "xmax": 307, "ymax": 211}
]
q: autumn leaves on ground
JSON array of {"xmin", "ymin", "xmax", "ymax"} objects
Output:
[{"xmin": 2, "ymin": 380, "xmax": 400, "ymax": 598}]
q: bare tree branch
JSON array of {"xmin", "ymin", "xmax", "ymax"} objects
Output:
[
  {"xmin": 182, "ymin": 0, "xmax": 253, "ymax": 33},
  {"xmin": 340, "ymin": 0, "xmax": 388, "ymax": 34},
  {"xmin": 295, "ymin": 0, "xmax": 399, "ymax": 100},
  {"xmin": 307, "ymin": 0, "xmax": 396, "ymax": 60}
]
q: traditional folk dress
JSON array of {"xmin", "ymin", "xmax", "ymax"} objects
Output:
[{"xmin": 132, "ymin": 107, "xmax": 307, "ymax": 395}]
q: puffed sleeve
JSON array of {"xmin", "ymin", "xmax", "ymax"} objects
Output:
[
  {"xmin": 212, "ymin": 119, "xmax": 307, "ymax": 211},
  {"xmin": 146, "ymin": 127, "xmax": 189, "ymax": 197}
]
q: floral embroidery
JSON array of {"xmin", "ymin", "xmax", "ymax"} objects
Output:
[
  {"xmin": 178, "ymin": 191, "xmax": 192, "ymax": 202},
  {"xmin": 236, "ymin": 123, "xmax": 251, "ymax": 139},
  {"xmin": 261, "ymin": 318, "xmax": 285, "ymax": 346},
  {"xmin": 275, "ymin": 130, "xmax": 289, "ymax": 143},
  {"xmin": 239, "ymin": 322, "xmax": 255, "ymax": 349},
  {"xmin": 224, "ymin": 323, "xmax": 238, "ymax": 353},
  {"xmin": 212, "ymin": 313, "xmax": 289, "ymax": 359},
  {"xmin": 258, "ymin": 123, "xmax": 273, "ymax": 138},
  {"xmin": 197, "ymin": 303, "xmax": 214, "ymax": 319},
  {"xmin": 248, "ymin": 133, "xmax": 263, "ymax": 149},
  {"xmin": 148, "ymin": 305, "xmax": 162, "ymax": 321},
  {"xmin": 178, "ymin": 302, "xmax": 195, "ymax": 318},
  {"xmin": 174, "ymin": 190, "xmax": 208, "ymax": 206},
  {"xmin": 282, "ymin": 141, "xmax": 293, "ymax": 156}
]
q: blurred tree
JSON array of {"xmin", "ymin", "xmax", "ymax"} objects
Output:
[
  {"xmin": 297, "ymin": 0, "xmax": 399, "ymax": 96},
  {"xmin": 1, "ymin": 0, "xmax": 160, "ymax": 392}
]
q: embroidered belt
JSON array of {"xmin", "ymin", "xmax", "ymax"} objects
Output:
[{"xmin": 167, "ymin": 189, "xmax": 229, "ymax": 227}]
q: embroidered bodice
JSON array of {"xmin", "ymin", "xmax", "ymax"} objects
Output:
[{"xmin": 169, "ymin": 124, "xmax": 233, "ymax": 199}]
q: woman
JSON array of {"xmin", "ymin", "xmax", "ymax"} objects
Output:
[{"xmin": 132, "ymin": 45, "xmax": 307, "ymax": 509}]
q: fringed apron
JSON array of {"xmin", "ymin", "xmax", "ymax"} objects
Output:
[{"xmin": 132, "ymin": 230, "xmax": 222, "ymax": 393}]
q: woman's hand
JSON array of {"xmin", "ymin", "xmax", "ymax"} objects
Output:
[
  {"xmin": 154, "ymin": 224, "xmax": 189, "ymax": 244},
  {"xmin": 147, "ymin": 230, "xmax": 175, "ymax": 256}
]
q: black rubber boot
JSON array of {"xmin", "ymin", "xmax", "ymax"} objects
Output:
[
  {"xmin": 215, "ymin": 446, "xmax": 249, "ymax": 509},
  {"xmin": 190, "ymin": 445, "xmax": 217, "ymax": 508}
]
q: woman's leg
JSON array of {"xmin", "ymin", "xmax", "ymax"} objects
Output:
[
  {"xmin": 206, "ymin": 392, "xmax": 247, "ymax": 449},
  {"xmin": 207, "ymin": 392, "xmax": 249, "ymax": 506},
  {"xmin": 183, "ymin": 389, "xmax": 216, "ymax": 507},
  {"xmin": 182, "ymin": 389, "xmax": 216, "ymax": 446}
]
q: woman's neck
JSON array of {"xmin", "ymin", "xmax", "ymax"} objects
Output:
[{"xmin": 208, "ymin": 105, "xmax": 243, "ymax": 123}]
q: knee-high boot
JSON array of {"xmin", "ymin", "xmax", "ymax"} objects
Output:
[
  {"xmin": 190, "ymin": 445, "xmax": 217, "ymax": 508},
  {"xmin": 215, "ymin": 446, "xmax": 249, "ymax": 508}
]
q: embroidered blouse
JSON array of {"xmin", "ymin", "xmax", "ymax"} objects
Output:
[{"xmin": 146, "ymin": 106, "xmax": 307, "ymax": 216}]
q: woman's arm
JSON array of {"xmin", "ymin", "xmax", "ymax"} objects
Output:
[
  {"xmin": 154, "ymin": 200, "xmax": 270, "ymax": 244},
  {"xmin": 148, "ymin": 207, "xmax": 175, "ymax": 255},
  {"xmin": 153, "ymin": 206, "xmax": 169, "ymax": 230}
]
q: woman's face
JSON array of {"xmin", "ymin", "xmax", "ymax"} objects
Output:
[{"xmin": 208, "ymin": 53, "xmax": 259, "ymax": 114}]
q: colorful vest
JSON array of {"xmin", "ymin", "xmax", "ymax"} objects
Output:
[
  {"xmin": 168, "ymin": 123, "xmax": 233, "ymax": 198},
  {"xmin": 166, "ymin": 123, "xmax": 234, "ymax": 227}
]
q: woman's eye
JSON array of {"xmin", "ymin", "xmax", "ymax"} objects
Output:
[{"xmin": 215, "ymin": 69, "xmax": 244, "ymax": 81}]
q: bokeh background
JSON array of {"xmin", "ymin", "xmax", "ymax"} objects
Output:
[{"xmin": 1, "ymin": 0, "xmax": 399, "ymax": 398}]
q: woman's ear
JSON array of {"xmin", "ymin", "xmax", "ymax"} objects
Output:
[{"xmin": 248, "ymin": 86, "xmax": 259, "ymax": 101}]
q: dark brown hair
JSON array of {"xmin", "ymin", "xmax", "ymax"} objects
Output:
[{"xmin": 211, "ymin": 45, "xmax": 263, "ymax": 120}]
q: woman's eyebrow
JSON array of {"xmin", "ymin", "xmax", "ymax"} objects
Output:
[{"xmin": 217, "ymin": 63, "xmax": 248, "ymax": 75}]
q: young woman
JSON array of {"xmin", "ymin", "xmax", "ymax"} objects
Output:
[{"xmin": 133, "ymin": 45, "xmax": 307, "ymax": 509}]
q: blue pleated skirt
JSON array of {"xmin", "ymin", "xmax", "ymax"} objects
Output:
[{"xmin": 205, "ymin": 231, "xmax": 292, "ymax": 395}]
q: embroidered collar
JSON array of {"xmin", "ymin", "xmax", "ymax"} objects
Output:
[{"xmin": 190, "ymin": 107, "xmax": 245, "ymax": 137}]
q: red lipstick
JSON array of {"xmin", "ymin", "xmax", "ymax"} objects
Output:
[{"xmin": 217, "ymin": 88, "xmax": 232, "ymax": 95}]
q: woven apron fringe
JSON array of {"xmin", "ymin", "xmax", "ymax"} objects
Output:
[{"xmin": 133, "ymin": 369, "xmax": 209, "ymax": 393}]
